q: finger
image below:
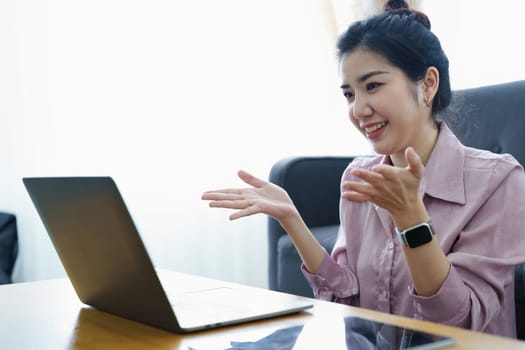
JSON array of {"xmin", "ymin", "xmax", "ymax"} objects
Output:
[
  {"xmin": 201, "ymin": 192, "xmax": 243, "ymax": 201},
  {"xmin": 405, "ymin": 147, "xmax": 424, "ymax": 179},
  {"xmin": 350, "ymin": 168, "xmax": 384, "ymax": 185},
  {"xmin": 208, "ymin": 199, "xmax": 252, "ymax": 210},
  {"xmin": 238, "ymin": 170, "xmax": 267, "ymax": 188},
  {"xmin": 341, "ymin": 190, "xmax": 370, "ymax": 202},
  {"xmin": 342, "ymin": 181, "xmax": 376, "ymax": 198},
  {"xmin": 230, "ymin": 206, "xmax": 260, "ymax": 220},
  {"xmin": 370, "ymin": 164, "xmax": 401, "ymax": 181}
]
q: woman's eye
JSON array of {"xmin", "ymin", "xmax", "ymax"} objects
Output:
[
  {"xmin": 366, "ymin": 82, "xmax": 381, "ymax": 91},
  {"xmin": 343, "ymin": 91, "xmax": 354, "ymax": 99}
]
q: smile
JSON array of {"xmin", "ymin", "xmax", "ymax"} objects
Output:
[{"xmin": 364, "ymin": 121, "xmax": 389, "ymax": 134}]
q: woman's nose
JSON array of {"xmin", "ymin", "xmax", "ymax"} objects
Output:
[{"xmin": 351, "ymin": 96, "xmax": 373, "ymax": 120}]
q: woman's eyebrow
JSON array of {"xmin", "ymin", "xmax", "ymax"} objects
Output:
[{"xmin": 340, "ymin": 70, "xmax": 389, "ymax": 89}]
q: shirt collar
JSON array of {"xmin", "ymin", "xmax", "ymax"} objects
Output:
[{"xmin": 421, "ymin": 121, "xmax": 466, "ymax": 204}]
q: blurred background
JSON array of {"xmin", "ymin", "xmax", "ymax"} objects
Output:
[{"xmin": 1, "ymin": 0, "xmax": 524, "ymax": 288}]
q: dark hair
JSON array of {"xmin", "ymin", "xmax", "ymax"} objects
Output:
[{"xmin": 337, "ymin": 0, "xmax": 451, "ymax": 114}]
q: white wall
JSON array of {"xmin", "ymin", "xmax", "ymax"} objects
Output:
[
  {"xmin": 2, "ymin": 0, "xmax": 524, "ymax": 288},
  {"xmin": 0, "ymin": 0, "xmax": 369, "ymax": 287}
]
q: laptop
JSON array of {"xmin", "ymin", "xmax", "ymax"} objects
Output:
[{"xmin": 23, "ymin": 176, "xmax": 313, "ymax": 333}]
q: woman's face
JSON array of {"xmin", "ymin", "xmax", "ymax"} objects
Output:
[{"xmin": 340, "ymin": 47, "xmax": 435, "ymax": 164}]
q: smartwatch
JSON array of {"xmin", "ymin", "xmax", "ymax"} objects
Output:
[{"xmin": 395, "ymin": 220, "xmax": 435, "ymax": 248}]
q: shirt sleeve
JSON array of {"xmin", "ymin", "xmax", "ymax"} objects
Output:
[
  {"xmin": 410, "ymin": 162, "xmax": 525, "ymax": 330},
  {"xmin": 408, "ymin": 266, "xmax": 470, "ymax": 325},
  {"xmin": 301, "ymin": 228, "xmax": 360, "ymax": 305}
]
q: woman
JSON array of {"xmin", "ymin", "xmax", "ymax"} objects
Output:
[{"xmin": 202, "ymin": 0, "xmax": 525, "ymax": 337}]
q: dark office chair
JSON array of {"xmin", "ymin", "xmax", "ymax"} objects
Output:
[
  {"xmin": 268, "ymin": 156, "xmax": 353, "ymax": 296},
  {"xmin": 268, "ymin": 80, "xmax": 525, "ymax": 339},
  {"xmin": 0, "ymin": 212, "xmax": 18, "ymax": 284},
  {"xmin": 516, "ymin": 264, "xmax": 525, "ymax": 340}
]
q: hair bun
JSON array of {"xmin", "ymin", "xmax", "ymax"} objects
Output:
[
  {"xmin": 413, "ymin": 11, "xmax": 431, "ymax": 30},
  {"xmin": 384, "ymin": 0, "xmax": 431, "ymax": 30},
  {"xmin": 384, "ymin": 0, "xmax": 409, "ymax": 12}
]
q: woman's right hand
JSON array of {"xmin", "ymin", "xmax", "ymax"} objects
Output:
[{"xmin": 201, "ymin": 170, "xmax": 298, "ymax": 223}]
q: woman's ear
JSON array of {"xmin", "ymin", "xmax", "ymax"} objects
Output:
[{"xmin": 422, "ymin": 66, "xmax": 440, "ymax": 106}]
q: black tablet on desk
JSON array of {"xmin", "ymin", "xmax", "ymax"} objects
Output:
[{"xmin": 187, "ymin": 315, "xmax": 455, "ymax": 350}]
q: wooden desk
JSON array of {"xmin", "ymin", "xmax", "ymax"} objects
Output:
[{"xmin": 1, "ymin": 271, "xmax": 524, "ymax": 350}]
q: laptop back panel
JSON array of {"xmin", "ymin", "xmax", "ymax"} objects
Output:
[{"xmin": 23, "ymin": 177, "xmax": 181, "ymax": 332}]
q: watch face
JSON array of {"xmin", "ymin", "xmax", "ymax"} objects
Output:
[{"xmin": 405, "ymin": 224, "xmax": 433, "ymax": 248}]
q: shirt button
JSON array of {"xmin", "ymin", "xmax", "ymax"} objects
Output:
[
  {"xmin": 384, "ymin": 290, "xmax": 390, "ymax": 299},
  {"xmin": 388, "ymin": 242, "xmax": 394, "ymax": 250}
]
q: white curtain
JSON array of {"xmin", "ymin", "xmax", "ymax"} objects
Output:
[
  {"xmin": 0, "ymin": 0, "xmax": 370, "ymax": 287},
  {"xmin": 327, "ymin": 0, "xmax": 424, "ymax": 34},
  {"xmin": 423, "ymin": 0, "xmax": 525, "ymax": 88}
]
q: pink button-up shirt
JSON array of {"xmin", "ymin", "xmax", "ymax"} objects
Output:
[{"xmin": 303, "ymin": 122, "xmax": 525, "ymax": 337}]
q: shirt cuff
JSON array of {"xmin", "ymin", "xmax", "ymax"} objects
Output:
[
  {"xmin": 409, "ymin": 266, "xmax": 470, "ymax": 326},
  {"xmin": 301, "ymin": 252, "xmax": 359, "ymax": 301}
]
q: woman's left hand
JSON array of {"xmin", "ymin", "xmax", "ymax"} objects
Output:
[{"xmin": 342, "ymin": 147, "xmax": 428, "ymax": 229}]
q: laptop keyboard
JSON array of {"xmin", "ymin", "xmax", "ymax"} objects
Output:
[{"xmin": 168, "ymin": 287, "xmax": 260, "ymax": 321}]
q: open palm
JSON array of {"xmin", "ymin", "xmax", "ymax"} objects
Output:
[{"xmin": 202, "ymin": 170, "xmax": 298, "ymax": 222}]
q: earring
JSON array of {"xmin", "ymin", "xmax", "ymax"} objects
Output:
[{"xmin": 424, "ymin": 98, "xmax": 432, "ymax": 108}]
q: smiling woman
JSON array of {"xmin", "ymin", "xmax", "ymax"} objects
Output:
[{"xmin": 202, "ymin": 0, "xmax": 525, "ymax": 338}]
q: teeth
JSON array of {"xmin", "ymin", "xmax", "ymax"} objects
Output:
[{"xmin": 365, "ymin": 122, "xmax": 387, "ymax": 133}]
